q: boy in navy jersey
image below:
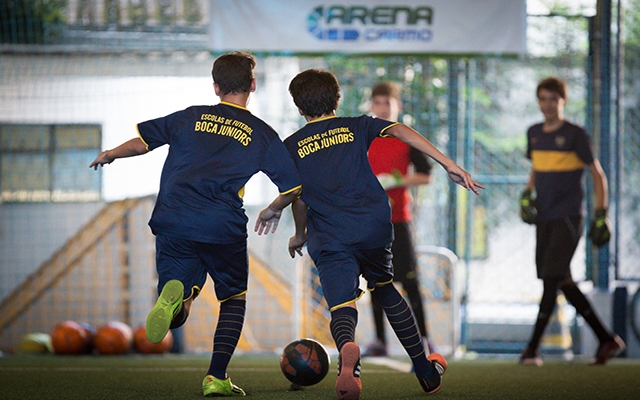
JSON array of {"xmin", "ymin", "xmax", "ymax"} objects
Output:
[
  {"xmin": 90, "ymin": 51, "xmax": 301, "ymax": 397},
  {"xmin": 519, "ymin": 76, "xmax": 624, "ymax": 366},
  {"xmin": 284, "ymin": 68, "xmax": 483, "ymax": 399}
]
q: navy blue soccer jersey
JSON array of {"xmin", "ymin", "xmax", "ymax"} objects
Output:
[
  {"xmin": 137, "ymin": 102, "xmax": 301, "ymax": 243},
  {"xmin": 284, "ymin": 115, "xmax": 398, "ymax": 254},
  {"xmin": 526, "ymin": 121, "xmax": 594, "ymax": 221}
]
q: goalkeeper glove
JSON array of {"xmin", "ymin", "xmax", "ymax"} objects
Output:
[
  {"xmin": 588, "ymin": 208, "xmax": 611, "ymax": 247},
  {"xmin": 519, "ymin": 189, "xmax": 537, "ymax": 224}
]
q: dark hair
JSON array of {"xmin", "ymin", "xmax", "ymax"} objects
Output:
[
  {"xmin": 289, "ymin": 69, "xmax": 340, "ymax": 118},
  {"xmin": 371, "ymin": 81, "xmax": 401, "ymax": 100},
  {"xmin": 211, "ymin": 51, "xmax": 256, "ymax": 95},
  {"xmin": 536, "ymin": 76, "xmax": 567, "ymax": 100}
]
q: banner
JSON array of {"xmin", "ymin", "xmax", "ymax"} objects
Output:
[{"xmin": 208, "ymin": 0, "xmax": 526, "ymax": 55}]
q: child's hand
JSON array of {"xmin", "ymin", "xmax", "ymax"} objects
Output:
[
  {"xmin": 288, "ymin": 235, "xmax": 306, "ymax": 258},
  {"xmin": 446, "ymin": 164, "xmax": 484, "ymax": 195},
  {"xmin": 254, "ymin": 206, "xmax": 281, "ymax": 235},
  {"xmin": 89, "ymin": 150, "xmax": 113, "ymax": 170}
]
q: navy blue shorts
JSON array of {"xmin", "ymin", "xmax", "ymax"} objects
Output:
[
  {"xmin": 311, "ymin": 244, "xmax": 394, "ymax": 311},
  {"xmin": 155, "ymin": 235, "xmax": 248, "ymax": 302}
]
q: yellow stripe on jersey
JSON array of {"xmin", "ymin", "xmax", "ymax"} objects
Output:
[
  {"xmin": 136, "ymin": 126, "xmax": 150, "ymax": 151},
  {"xmin": 531, "ymin": 150, "xmax": 586, "ymax": 172},
  {"xmin": 280, "ymin": 184, "xmax": 302, "ymax": 196},
  {"xmin": 380, "ymin": 122, "xmax": 400, "ymax": 137}
]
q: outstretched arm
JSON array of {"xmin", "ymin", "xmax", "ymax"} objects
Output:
[
  {"xmin": 254, "ymin": 187, "xmax": 302, "ymax": 235},
  {"xmin": 89, "ymin": 138, "xmax": 148, "ymax": 170},
  {"xmin": 288, "ymin": 198, "xmax": 308, "ymax": 258},
  {"xmin": 385, "ymin": 124, "xmax": 484, "ymax": 194}
]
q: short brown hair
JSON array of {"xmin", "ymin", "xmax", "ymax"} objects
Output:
[
  {"xmin": 536, "ymin": 76, "xmax": 567, "ymax": 100},
  {"xmin": 371, "ymin": 81, "xmax": 401, "ymax": 100},
  {"xmin": 289, "ymin": 69, "xmax": 341, "ymax": 118},
  {"xmin": 211, "ymin": 51, "xmax": 256, "ymax": 95}
]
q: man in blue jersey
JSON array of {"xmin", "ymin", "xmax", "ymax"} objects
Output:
[
  {"xmin": 284, "ymin": 68, "xmax": 483, "ymax": 399},
  {"xmin": 89, "ymin": 51, "xmax": 301, "ymax": 397},
  {"xmin": 519, "ymin": 76, "xmax": 624, "ymax": 366}
]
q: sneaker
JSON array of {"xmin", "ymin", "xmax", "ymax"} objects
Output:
[
  {"xmin": 589, "ymin": 335, "xmax": 626, "ymax": 365},
  {"xmin": 146, "ymin": 279, "xmax": 183, "ymax": 343},
  {"xmin": 416, "ymin": 360, "xmax": 442, "ymax": 395},
  {"xmin": 519, "ymin": 347, "xmax": 543, "ymax": 366},
  {"xmin": 361, "ymin": 339, "xmax": 387, "ymax": 357},
  {"xmin": 336, "ymin": 342, "xmax": 362, "ymax": 400},
  {"xmin": 202, "ymin": 375, "xmax": 245, "ymax": 397}
]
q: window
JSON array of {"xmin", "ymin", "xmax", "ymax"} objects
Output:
[{"xmin": 0, "ymin": 124, "xmax": 102, "ymax": 202}]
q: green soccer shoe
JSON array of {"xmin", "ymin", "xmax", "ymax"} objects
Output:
[
  {"xmin": 203, "ymin": 375, "xmax": 246, "ymax": 397},
  {"xmin": 145, "ymin": 279, "xmax": 183, "ymax": 344}
]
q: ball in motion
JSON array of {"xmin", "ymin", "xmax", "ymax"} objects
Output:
[
  {"xmin": 280, "ymin": 338, "xmax": 330, "ymax": 386},
  {"xmin": 50, "ymin": 320, "xmax": 92, "ymax": 355},
  {"xmin": 93, "ymin": 321, "xmax": 133, "ymax": 355},
  {"xmin": 133, "ymin": 324, "xmax": 173, "ymax": 354}
]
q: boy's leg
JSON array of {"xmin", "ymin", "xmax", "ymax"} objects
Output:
[
  {"xmin": 560, "ymin": 281, "xmax": 626, "ymax": 365},
  {"xmin": 370, "ymin": 283, "xmax": 441, "ymax": 394},
  {"xmin": 146, "ymin": 279, "xmax": 184, "ymax": 343},
  {"xmin": 203, "ymin": 297, "xmax": 247, "ymax": 397},
  {"xmin": 201, "ymin": 241, "xmax": 249, "ymax": 396},
  {"xmin": 521, "ymin": 277, "xmax": 559, "ymax": 365},
  {"xmin": 148, "ymin": 235, "xmax": 206, "ymax": 343},
  {"xmin": 331, "ymin": 306, "xmax": 362, "ymax": 400},
  {"xmin": 402, "ymin": 277, "xmax": 431, "ymax": 349},
  {"xmin": 392, "ymin": 223, "xmax": 432, "ymax": 351}
]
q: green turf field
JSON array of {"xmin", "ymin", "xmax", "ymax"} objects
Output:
[{"xmin": 1, "ymin": 353, "xmax": 639, "ymax": 399}]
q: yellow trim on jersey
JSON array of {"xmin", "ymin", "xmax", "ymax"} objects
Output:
[
  {"xmin": 136, "ymin": 126, "xmax": 150, "ymax": 151},
  {"xmin": 219, "ymin": 290, "xmax": 248, "ymax": 303},
  {"xmin": 238, "ymin": 186, "xmax": 245, "ymax": 199},
  {"xmin": 220, "ymin": 101, "xmax": 248, "ymax": 111},
  {"xmin": 328, "ymin": 290, "xmax": 366, "ymax": 312},
  {"xmin": 308, "ymin": 115, "xmax": 337, "ymax": 124},
  {"xmin": 280, "ymin": 185, "xmax": 302, "ymax": 196},
  {"xmin": 380, "ymin": 122, "xmax": 400, "ymax": 137},
  {"xmin": 531, "ymin": 150, "xmax": 586, "ymax": 172}
]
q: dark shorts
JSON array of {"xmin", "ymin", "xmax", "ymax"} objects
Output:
[
  {"xmin": 391, "ymin": 222, "xmax": 418, "ymax": 284},
  {"xmin": 535, "ymin": 216, "xmax": 583, "ymax": 279},
  {"xmin": 311, "ymin": 245, "xmax": 394, "ymax": 311},
  {"xmin": 155, "ymin": 235, "xmax": 248, "ymax": 302}
]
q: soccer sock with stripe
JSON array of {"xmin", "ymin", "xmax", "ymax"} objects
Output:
[
  {"xmin": 371, "ymin": 283, "xmax": 430, "ymax": 375},
  {"xmin": 330, "ymin": 306, "xmax": 358, "ymax": 352},
  {"xmin": 207, "ymin": 298, "xmax": 246, "ymax": 379}
]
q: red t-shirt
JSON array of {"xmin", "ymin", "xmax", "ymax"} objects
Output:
[{"xmin": 368, "ymin": 136, "xmax": 431, "ymax": 223}]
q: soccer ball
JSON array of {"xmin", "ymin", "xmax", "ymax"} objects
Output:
[
  {"xmin": 93, "ymin": 321, "xmax": 133, "ymax": 355},
  {"xmin": 427, "ymin": 352, "xmax": 448, "ymax": 376},
  {"xmin": 280, "ymin": 338, "xmax": 330, "ymax": 387},
  {"xmin": 50, "ymin": 320, "xmax": 92, "ymax": 355}
]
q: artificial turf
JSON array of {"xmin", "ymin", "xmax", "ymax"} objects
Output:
[{"xmin": 1, "ymin": 353, "xmax": 639, "ymax": 399}]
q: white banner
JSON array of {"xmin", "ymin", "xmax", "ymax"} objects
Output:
[{"xmin": 208, "ymin": 0, "xmax": 526, "ymax": 55}]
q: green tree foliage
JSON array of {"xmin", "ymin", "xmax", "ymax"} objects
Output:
[{"xmin": 0, "ymin": 0, "xmax": 65, "ymax": 43}]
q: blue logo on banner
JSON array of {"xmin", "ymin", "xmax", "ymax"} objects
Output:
[{"xmin": 307, "ymin": 6, "xmax": 433, "ymax": 43}]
